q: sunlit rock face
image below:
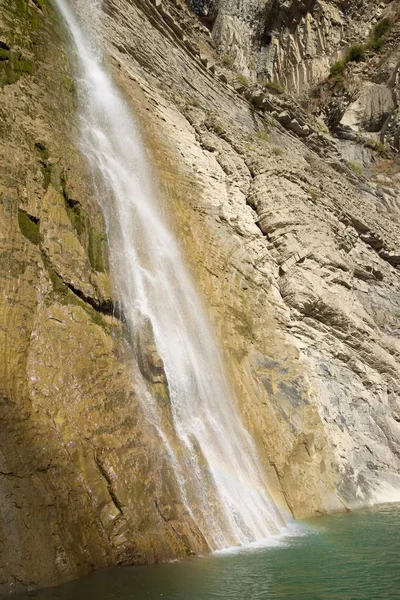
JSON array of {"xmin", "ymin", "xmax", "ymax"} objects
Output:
[{"xmin": 0, "ymin": 0, "xmax": 400, "ymax": 595}]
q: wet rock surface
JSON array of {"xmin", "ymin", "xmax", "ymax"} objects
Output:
[{"xmin": 0, "ymin": 0, "xmax": 399, "ymax": 595}]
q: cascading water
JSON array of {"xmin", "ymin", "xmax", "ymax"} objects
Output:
[{"xmin": 54, "ymin": 0, "xmax": 288, "ymax": 550}]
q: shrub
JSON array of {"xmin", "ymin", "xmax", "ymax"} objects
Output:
[
  {"xmin": 222, "ymin": 54, "xmax": 234, "ymax": 68},
  {"xmin": 216, "ymin": 125, "xmax": 225, "ymax": 135},
  {"xmin": 330, "ymin": 59, "xmax": 346, "ymax": 76},
  {"xmin": 236, "ymin": 74, "xmax": 249, "ymax": 87},
  {"xmin": 272, "ymin": 146, "xmax": 283, "ymax": 156},
  {"xmin": 187, "ymin": 96, "xmax": 202, "ymax": 108},
  {"xmin": 348, "ymin": 161, "xmax": 362, "ymax": 175},
  {"xmin": 369, "ymin": 18, "xmax": 392, "ymax": 51},
  {"xmin": 345, "ymin": 44, "xmax": 366, "ymax": 63},
  {"xmin": 265, "ymin": 78, "xmax": 284, "ymax": 94},
  {"xmin": 332, "ymin": 74, "xmax": 345, "ymax": 87},
  {"xmin": 256, "ymin": 131, "xmax": 269, "ymax": 142},
  {"xmin": 373, "ymin": 18, "xmax": 391, "ymax": 41},
  {"xmin": 308, "ymin": 187, "xmax": 321, "ymax": 202},
  {"xmin": 364, "ymin": 138, "xmax": 386, "ymax": 154}
]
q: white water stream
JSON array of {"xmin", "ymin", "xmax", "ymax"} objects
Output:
[{"xmin": 53, "ymin": 0, "xmax": 287, "ymax": 550}]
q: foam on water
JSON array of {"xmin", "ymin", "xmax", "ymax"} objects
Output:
[{"xmin": 213, "ymin": 521, "xmax": 311, "ymax": 556}]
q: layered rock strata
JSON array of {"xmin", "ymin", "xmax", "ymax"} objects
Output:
[{"xmin": 0, "ymin": 0, "xmax": 399, "ymax": 595}]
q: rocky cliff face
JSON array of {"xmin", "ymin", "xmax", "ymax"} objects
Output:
[{"xmin": 0, "ymin": 0, "xmax": 399, "ymax": 595}]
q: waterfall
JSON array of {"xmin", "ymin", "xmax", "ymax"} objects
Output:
[{"xmin": 53, "ymin": 0, "xmax": 288, "ymax": 550}]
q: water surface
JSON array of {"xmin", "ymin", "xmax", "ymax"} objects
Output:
[{"xmin": 18, "ymin": 503, "xmax": 400, "ymax": 600}]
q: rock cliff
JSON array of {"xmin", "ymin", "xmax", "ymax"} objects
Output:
[{"xmin": 0, "ymin": 0, "xmax": 399, "ymax": 594}]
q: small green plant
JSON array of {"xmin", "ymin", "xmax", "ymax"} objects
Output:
[
  {"xmin": 308, "ymin": 187, "xmax": 321, "ymax": 202},
  {"xmin": 330, "ymin": 59, "xmax": 346, "ymax": 76},
  {"xmin": 376, "ymin": 142, "xmax": 387, "ymax": 155},
  {"xmin": 256, "ymin": 131, "xmax": 270, "ymax": 142},
  {"xmin": 32, "ymin": 0, "xmax": 46, "ymax": 8},
  {"xmin": 271, "ymin": 146, "xmax": 283, "ymax": 156},
  {"xmin": 329, "ymin": 44, "xmax": 366, "ymax": 83},
  {"xmin": 348, "ymin": 161, "xmax": 362, "ymax": 175},
  {"xmin": 222, "ymin": 54, "xmax": 234, "ymax": 68},
  {"xmin": 345, "ymin": 44, "xmax": 366, "ymax": 63},
  {"xmin": 371, "ymin": 37, "xmax": 385, "ymax": 51},
  {"xmin": 265, "ymin": 78, "xmax": 284, "ymax": 94},
  {"xmin": 331, "ymin": 73, "xmax": 345, "ymax": 86},
  {"xmin": 373, "ymin": 17, "xmax": 391, "ymax": 39},
  {"xmin": 187, "ymin": 96, "xmax": 202, "ymax": 108},
  {"xmin": 368, "ymin": 18, "xmax": 392, "ymax": 51},
  {"xmin": 204, "ymin": 115, "xmax": 226, "ymax": 137},
  {"xmin": 364, "ymin": 138, "xmax": 386, "ymax": 154},
  {"xmin": 214, "ymin": 124, "xmax": 225, "ymax": 135},
  {"xmin": 236, "ymin": 74, "xmax": 249, "ymax": 87}
]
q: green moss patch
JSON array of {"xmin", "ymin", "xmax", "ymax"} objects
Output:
[
  {"xmin": 14, "ymin": 0, "xmax": 28, "ymax": 14},
  {"xmin": 42, "ymin": 254, "xmax": 106, "ymax": 327},
  {"xmin": 61, "ymin": 173, "xmax": 108, "ymax": 274},
  {"xmin": 32, "ymin": 0, "xmax": 46, "ymax": 9},
  {"xmin": 369, "ymin": 18, "xmax": 392, "ymax": 50},
  {"xmin": 18, "ymin": 211, "xmax": 40, "ymax": 244},
  {"xmin": 63, "ymin": 75, "xmax": 76, "ymax": 95},
  {"xmin": 0, "ymin": 47, "xmax": 33, "ymax": 86},
  {"xmin": 67, "ymin": 202, "xmax": 87, "ymax": 235},
  {"xmin": 35, "ymin": 141, "xmax": 49, "ymax": 161},
  {"xmin": 61, "ymin": 172, "xmax": 88, "ymax": 236},
  {"xmin": 35, "ymin": 142, "xmax": 52, "ymax": 188},
  {"xmin": 88, "ymin": 227, "xmax": 106, "ymax": 273}
]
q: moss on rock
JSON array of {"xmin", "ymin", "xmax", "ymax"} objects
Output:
[
  {"xmin": 18, "ymin": 211, "xmax": 40, "ymax": 244},
  {"xmin": 42, "ymin": 253, "xmax": 106, "ymax": 327},
  {"xmin": 32, "ymin": 0, "xmax": 46, "ymax": 9},
  {"xmin": 88, "ymin": 227, "xmax": 106, "ymax": 273},
  {"xmin": 35, "ymin": 142, "xmax": 52, "ymax": 188},
  {"xmin": 0, "ymin": 47, "xmax": 33, "ymax": 86},
  {"xmin": 65, "ymin": 200, "xmax": 87, "ymax": 236}
]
